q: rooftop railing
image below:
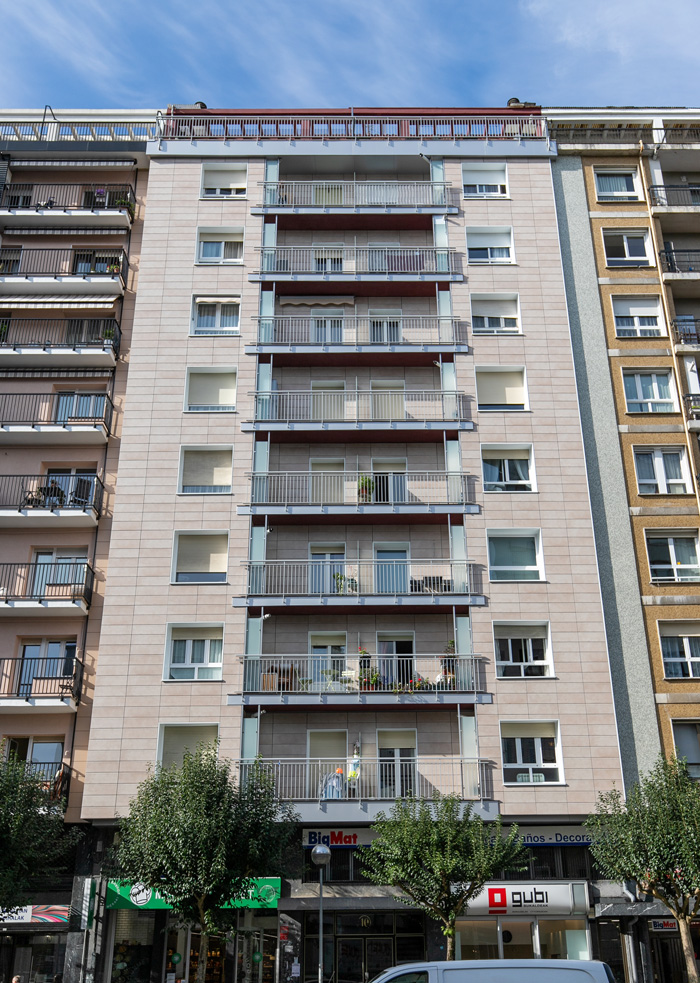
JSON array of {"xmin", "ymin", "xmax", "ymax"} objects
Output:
[
  {"xmin": 0, "ymin": 120, "xmax": 158, "ymax": 142},
  {"xmin": 0, "ymin": 392, "xmax": 113, "ymax": 430},
  {"xmin": 1, "ymin": 183, "xmax": 135, "ymax": 213},
  {"xmin": 259, "ymin": 181, "xmax": 458, "ymax": 208},
  {"xmin": 254, "ymin": 315, "xmax": 466, "ymax": 347},
  {"xmin": 258, "ymin": 245, "xmax": 456, "ymax": 275},
  {"xmin": 650, "ymin": 185, "xmax": 700, "ymax": 207},
  {"xmin": 0, "ymin": 247, "xmax": 129, "ymax": 281},
  {"xmin": 548, "ymin": 124, "xmax": 654, "ymax": 143},
  {"xmin": 249, "ymin": 471, "xmax": 471, "ymax": 507},
  {"xmin": 660, "ymin": 250, "xmax": 700, "ymax": 273},
  {"xmin": 672, "ymin": 318, "xmax": 700, "ymax": 345},
  {"xmin": 251, "ymin": 389, "xmax": 469, "ymax": 424},
  {"xmin": 0, "ymin": 318, "xmax": 121, "ymax": 355},
  {"xmin": 0, "ymin": 561, "xmax": 94, "ymax": 605},
  {"xmin": 0, "ymin": 654, "xmax": 83, "ymax": 701},
  {"xmin": 0, "ymin": 474, "xmax": 104, "ymax": 514},
  {"xmin": 243, "ymin": 654, "xmax": 484, "ymax": 695},
  {"xmin": 246, "ymin": 559, "xmax": 475, "ymax": 597}
]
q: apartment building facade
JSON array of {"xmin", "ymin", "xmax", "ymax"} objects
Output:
[{"xmin": 547, "ymin": 106, "xmax": 700, "ymax": 983}]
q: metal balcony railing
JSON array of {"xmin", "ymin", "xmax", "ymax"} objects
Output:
[
  {"xmin": 249, "ymin": 471, "xmax": 471, "ymax": 507},
  {"xmin": 259, "ymin": 245, "xmax": 456, "ymax": 275},
  {"xmin": 0, "ymin": 655, "xmax": 83, "ymax": 701},
  {"xmin": 259, "ymin": 181, "xmax": 457, "ymax": 208},
  {"xmin": 0, "ymin": 120, "xmax": 157, "ymax": 142},
  {"xmin": 548, "ymin": 124, "xmax": 654, "ymax": 144},
  {"xmin": 18, "ymin": 761, "xmax": 72, "ymax": 802},
  {"xmin": 1, "ymin": 183, "xmax": 135, "ymax": 213},
  {"xmin": 237, "ymin": 756, "xmax": 484, "ymax": 801},
  {"xmin": 650, "ymin": 185, "xmax": 700, "ymax": 207},
  {"xmin": 660, "ymin": 250, "xmax": 700, "ymax": 273},
  {"xmin": 0, "ymin": 247, "xmax": 129, "ymax": 280},
  {"xmin": 683, "ymin": 393, "xmax": 700, "ymax": 420},
  {"xmin": 0, "ymin": 561, "xmax": 94, "ymax": 604},
  {"xmin": 160, "ymin": 114, "xmax": 547, "ymax": 142},
  {"xmin": 255, "ymin": 315, "xmax": 466, "ymax": 347},
  {"xmin": 243, "ymin": 654, "xmax": 484, "ymax": 695},
  {"xmin": 251, "ymin": 390, "xmax": 469, "ymax": 423},
  {"xmin": 0, "ymin": 392, "xmax": 113, "ymax": 430},
  {"xmin": 673, "ymin": 318, "xmax": 700, "ymax": 345},
  {"xmin": 0, "ymin": 318, "xmax": 121, "ymax": 354},
  {"xmin": 0, "ymin": 474, "xmax": 104, "ymax": 513},
  {"xmin": 246, "ymin": 559, "xmax": 475, "ymax": 597}
]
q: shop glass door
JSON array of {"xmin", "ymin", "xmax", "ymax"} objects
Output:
[{"xmin": 500, "ymin": 920, "xmax": 535, "ymax": 958}]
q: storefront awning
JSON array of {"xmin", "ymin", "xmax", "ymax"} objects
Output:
[{"xmin": 106, "ymin": 878, "xmax": 281, "ymax": 911}]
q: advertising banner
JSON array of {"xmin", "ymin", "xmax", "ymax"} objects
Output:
[{"xmin": 106, "ymin": 878, "xmax": 281, "ymax": 910}]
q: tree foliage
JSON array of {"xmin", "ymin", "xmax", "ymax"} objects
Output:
[
  {"xmin": 111, "ymin": 745, "xmax": 298, "ymax": 983},
  {"xmin": 585, "ymin": 755, "xmax": 700, "ymax": 983},
  {"xmin": 0, "ymin": 746, "xmax": 81, "ymax": 914},
  {"xmin": 358, "ymin": 794, "xmax": 528, "ymax": 959}
]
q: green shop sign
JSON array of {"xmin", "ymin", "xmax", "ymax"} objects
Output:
[{"xmin": 106, "ymin": 879, "xmax": 281, "ymax": 911}]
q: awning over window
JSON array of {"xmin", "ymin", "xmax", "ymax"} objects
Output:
[
  {"xmin": 9, "ymin": 159, "xmax": 137, "ymax": 168},
  {"xmin": 0, "ymin": 295, "xmax": 119, "ymax": 309},
  {"xmin": 279, "ymin": 295, "xmax": 354, "ymax": 306},
  {"xmin": 2, "ymin": 227, "xmax": 126, "ymax": 236}
]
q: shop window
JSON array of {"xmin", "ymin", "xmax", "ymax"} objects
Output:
[
  {"xmin": 110, "ymin": 910, "xmax": 156, "ymax": 983},
  {"xmin": 303, "ymin": 847, "xmax": 370, "ymax": 884},
  {"xmin": 457, "ymin": 920, "xmax": 499, "ymax": 960},
  {"xmin": 538, "ymin": 919, "xmax": 589, "ymax": 959}
]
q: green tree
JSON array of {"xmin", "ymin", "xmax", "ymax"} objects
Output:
[
  {"xmin": 585, "ymin": 756, "xmax": 700, "ymax": 983},
  {"xmin": 112, "ymin": 745, "xmax": 298, "ymax": 983},
  {"xmin": 358, "ymin": 794, "xmax": 528, "ymax": 959},
  {"xmin": 0, "ymin": 745, "xmax": 80, "ymax": 914}
]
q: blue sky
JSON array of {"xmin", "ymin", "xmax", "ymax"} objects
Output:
[{"xmin": 2, "ymin": 0, "xmax": 699, "ymax": 111}]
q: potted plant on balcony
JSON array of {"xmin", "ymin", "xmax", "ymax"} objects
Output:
[
  {"xmin": 333, "ymin": 572, "xmax": 346, "ymax": 594},
  {"xmin": 115, "ymin": 197, "xmax": 135, "ymax": 220},
  {"xmin": 359, "ymin": 667, "xmax": 381, "ymax": 691},
  {"xmin": 357, "ymin": 473, "xmax": 374, "ymax": 503},
  {"xmin": 106, "ymin": 263, "xmax": 121, "ymax": 275}
]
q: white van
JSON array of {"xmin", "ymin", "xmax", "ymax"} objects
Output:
[{"xmin": 370, "ymin": 960, "xmax": 616, "ymax": 983}]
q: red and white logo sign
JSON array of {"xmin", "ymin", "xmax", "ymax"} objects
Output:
[{"xmin": 488, "ymin": 888, "xmax": 508, "ymax": 913}]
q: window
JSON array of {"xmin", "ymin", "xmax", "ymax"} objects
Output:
[
  {"xmin": 673, "ymin": 721, "xmax": 700, "ymax": 779},
  {"xmin": 659, "ymin": 622, "xmax": 700, "ymax": 678},
  {"xmin": 173, "ymin": 532, "xmax": 228, "ymax": 584},
  {"xmin": 160, "ymin": 724, "xmax": 218, "ymax": 767},
  {"xmin": 487, "ymin": 531, "xmax": 543, "ymax": 581},
  {"xmin": 16, "ymin": 639, "xmax": 77, "ymax": 697},
  {"xmin": 494, "ymin": 624, "xmax": 551, "ymax": 678},
  {"xmin": 482, "ymin": 446, "xmax": 533, "ymax": 492},
  {"xmin": 166, "ymin": 626, "xmax": 223, "ymax": 680},
  {"xmin": 197, "ymin": 229, "xmax": 243, "ymax": 263},
  {"xmin": 501, "ymin": 722, "xmax": 561, "ymax": 784},
  {"xmin": 476, "ymin": 368, "xmax": 527, "ymax": 411},
  {"xmin": 471, "ymin": 294, "xmax": 520, "ymax": 335},
  {"xmin": 623, "ymin": 371, "xmax": 675, "ymax": 413},
  {"xmin": 612, "ymin": 296, "xmax": 663, "ymax": 337},
  {"xmin": 463, "ymin": 163, "xmax": 507, "ymax": 197},
  {"xmin": 595, "ymin": 170, "xmax": 639, "ymax": 202},
  {"xmin": 603, "ymin": 230, "xmax": 650, "ymax": 267},
  {"xmin": 180, "ymin": 448, "xmax": 233, "ymax": 493},
  {"xmin": 192, "ymin": 297, "xmax": 240, "ymax": 334},
  {"xmin": 185, "ymin": 370, "xmax": 237, "ymax": 412},
  {"xmin": 467, "ymin": 228, "xmax": 513, "ymax": 264},
  {"xmin": 201, "ymin": 164, "xmax": 247, "ymax": 198},
  {"xmin": 634, "ymin": 446, "xmax": 689, "ymax": 494},
  {"xmin": 647, "ymin": 533, "xmax": 700, "ymax": 582}
]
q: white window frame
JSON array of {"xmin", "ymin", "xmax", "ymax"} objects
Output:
[
  {"xmin": 612, "ymin": 296, "xmax": 664, "ymax": 338},
  {"xmin": 500, "ymin": 722, "xmax": 563, "ymax": 785},
  {"xmin": 633, "ymin": 446, "xmax": 691, "ymax": 495},
  {"xmin": 196, "ymin": 227, "xmax": 244, "ymax": 265},
  {"xmin": 462, "ymin": 163, "xmax": 508, "ymax": 198},
  {"xmin": 470, "ymin": 293, "xmax": 521, "ymax": 336},
  {"xmin": 481, "ymin": 444, "xmax": 535, "ymax": 493},
  {"xmin": 646, "ymin": 532, "xmax": 700, "ymax": 583},
  {"xmin": 184, "ymin": 367, "xmax": 237, "ymax": 413},
  {"xmin": 486, "ymin": 529, "xmax": 544, "ymax": 582},
  {"xmin": 594, "ymin": 169, "xmax": 641, "ymax": 202},
  {"xmin": 191, "ymin": 297, "xmax": 241, "ymax": 335},
  {"xmin": 493, "ymin": 623, "xmax": 552, "ymax": 679},
  {"xmin": 623, "ymin": 369, "xmax": 676, "ymax": 414},
  {"xmin": 466, "ymin": 227, "xmax": 514, "ymax": 265},
  {"xmin": 171, "ymin": 530, "xmax": 229, "ymax": 586},
  {"xmin": 603, "ymin": 229, "xmax": 651, "ymax": 268},
  {"xmin": 659, "ymin": 624, "xmax": 700, "ymax": 679},
  {"xmin": 157, "ymin": 722, "xmax": 219, "ymax": 767},
  {"xmin": 164, "ymin": 624, "xmax": 224, "ymax": 681},
  {"xmin": 475, "ymin": 366, "xmax": 528, "ymax": 412},
  {"xmin": 672, "ymin": 720, "xmax": 700, "ymax": 779},
  {"xmin": 200, "ymin": 163, "xmax": 247, "ymax": 199},
  {"xmin": 178, "ymin": 445, "xmax": 233, "ymax": 495}
]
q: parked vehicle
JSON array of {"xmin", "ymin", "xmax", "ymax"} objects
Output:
[{"xmin": 370, "ymin": 960, "xmax": 615, "ymax": 983}]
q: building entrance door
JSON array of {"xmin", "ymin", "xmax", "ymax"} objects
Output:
[{"xmin": 336, "ymin": 937, "xmax": 393, "ymax": 983}]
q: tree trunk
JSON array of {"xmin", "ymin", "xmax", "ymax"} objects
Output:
[
  {"xmin": 678, "ymin": 917, "xmax": 699, "ymax": 983},
  {"xmin": 196, "ymin": 929, "xmax": 209, "ymax": 983},
  {"xmin": 445, "ymin": 926, "xmax": 455, "ymax": 961}
]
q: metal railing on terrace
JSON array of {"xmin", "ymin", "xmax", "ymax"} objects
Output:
[
  {"xmin": 249, "ymin": 471, "xmax": 471, "ymax": 507},
  {"xmin": 673, "ymin": 318, "xmax": 700, "ymax": 345},
  {"xmin": 259, "ymin": 181, "xmax": 458, "ymax": 208},
  {"xmin": 548, "ymin": 124, "xmax": 654, "ymax": 143},
  {"xmin": 160, "ymin": 114, "xmax": 547, "ymax": 141},
  {"xmin": 17, "ymin": 761, "xmax": 71, "ymax": 803},
  {"xmin": 683, "ymin": 393, "xmax": 700, "ymax": 421},
  {"xmin": 0, "ymin": 247, "xmax": 129, "ymax": 280},
  {"xmin": 663, "ymin": 127, "xmax": 700, "ymax": 144},
  {"xmin": 650, "ymin": 185, "xmax": 700, "ymax": 207},
  {"xmin": 0, "ymin": 561, "xmax": 94, "ymax": 604},
  {"xmin": 0, "ymin": 474, "xmax": 104, "ymax": 514},
  {"xmin": 237, "ymin": 757, "xmax": 483, "ymax": 801},
  {"xmin": 243, "ymin": 654, "xmax": 483, "ymax": 695},
  {"xmin": 246, "ymin": 559, "xmax": 475, "ymax": 597},
  {"xmin": 0, "ymin": 318, "xmax": 121, "ymax": 354},
  {"xmin": 0, "ymin": 655, "xmax": 83, "ymax": 701},
  {"xmin": 0, "ymin": 119, "xmax": 158, "ymax": 142},
  {"xmin": 251, "ymin": 389, "xmax": 468, "ymax": 423},
  {"xmin": 1, "ymin": 183, "xmax": 135, "ymax": 213},
  {"xmin": 660, "ymin": 250, "xmax": 700, "ymax": 273},
  {"xmin": 0, "ymin": 392, "xmax": 113, "ymax": 430},
  {"xmin": 254, "ymin": 315, "xmax": 466, "ymax": 347},
  {"xmin": 258, "ymin": 245, "xmax": 456, "ymax": 275}
]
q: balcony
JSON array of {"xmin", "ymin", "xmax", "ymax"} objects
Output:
[
  {"xmin": 0, "ymin": 183, "xmax": 135, "ymax": 228},
  {"xmin": 241, "ymin": 390, "xmax": 472, "ymax": 435},
  {"xmin": 240, "ymin": 470, "xmax": 476, "ymax": 519},
  {"xmin": 0, "ymin": 655, "xmax": 83, "ymax": 711},
  {"xmin": 0, "ymin": 392, "xmax": 113, "ymax": 444},
  {"xmin": 237, "ymin": 558, "xmax": 483, "ymax": 609},
  {"xmin": 237, "ymin": 653, "xmax": 485, "ymax": 706},
  {"xmin": 17, "ymin": 761, "xmax": 71, "ymax": 803},
  {"xmin": 650, "ymin": 185, "xmax": 700, "ymax": 208},
  {"xmin": 236, "ymin": 756, "xmax": 486, "ymax": 820},
  {"xmin": 683, "ymin": 393, "xmax": 700, "ymax": 430},
  {"xmin": 672, "ymin": 318, "xmax": 700, "ymax": 347},
  {"xmin": 0, "ymin": 561, "xmax": 94, "ymax": 616},
  {"xmin": 254, "ymin": 181, "xmax": 459, "ymax": 214},
  {"xmin": 0, "ymin": 474, "xmax": 104, "ymax": 527},
  {"xmin": 660, "ymin": 250, "xmax": 700, "ymax": 275},
  {"xmin": 253, "ymin": 246, "xmax": 460, "ymax": 282},
  {"xmin": 0, "ymin": 318, "xmax": 120, "ymax": 367},
  {"xmin": 0, "ymin": 247, "xmax": 128, "ymax": 294}
]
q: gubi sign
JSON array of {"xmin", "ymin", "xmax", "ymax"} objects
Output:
[
  {"xmin": 106, "ymin": 879, "xmax": 281, "ymax": 910},
  {"xmin": 466, "ymin": 883, "xmax": 589, "ymax": 916}
]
